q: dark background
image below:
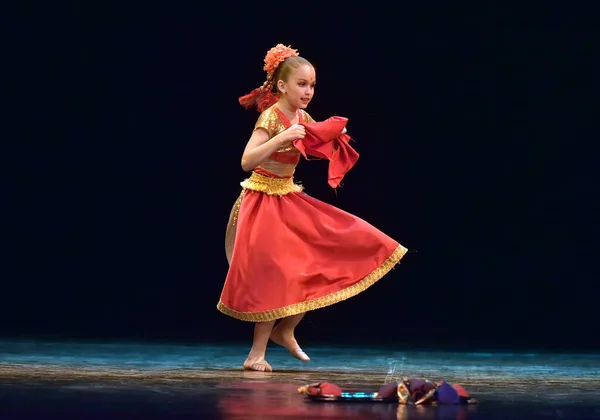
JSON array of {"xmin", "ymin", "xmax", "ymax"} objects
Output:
[{"xmin": 5, "ymin": 3, "xmax": 597, "ymax": 352}]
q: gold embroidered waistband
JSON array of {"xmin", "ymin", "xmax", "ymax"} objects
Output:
[{"xmin": 240, "ymin": 172, "xmax": 304, "ymax": 196}]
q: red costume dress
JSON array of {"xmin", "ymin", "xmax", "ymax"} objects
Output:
[{"xmin": 217, "ymin": 105, "xmax": 407, "ymax": 322}]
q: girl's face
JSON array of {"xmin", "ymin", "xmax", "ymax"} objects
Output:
[{"xmin": 279, "ymin": 64, "xmax": 316, "ymax": 110}]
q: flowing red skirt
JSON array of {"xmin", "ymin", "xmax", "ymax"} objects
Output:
[{"xmin": 218, "ymin": 187, "xmax": 407, "ymax": 322}]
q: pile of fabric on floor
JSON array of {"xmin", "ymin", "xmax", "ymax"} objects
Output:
[{"xmin": 298, "ymin": 377, "xmax": 479, "ymax": 405}]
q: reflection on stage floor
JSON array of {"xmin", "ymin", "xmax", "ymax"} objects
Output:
[{"xmin": 1, "ymin": 340, "xmax": 599, "ymax": 419}]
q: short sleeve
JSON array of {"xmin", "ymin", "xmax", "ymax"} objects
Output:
[
  {"xmin": 300, "ymin": 110, "xmax": 316, "ymax": 123},
  {"xmin": 254, "ymin": 108, "xmax": 279, "ymax": 139}
]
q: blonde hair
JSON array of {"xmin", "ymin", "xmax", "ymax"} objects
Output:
[
  {"xmin": 270, "ymin": 56, "xmax": 313, "ymax": 94},
  {"xmin": 239, "ymin": 56, "xmax": 314, "ymax": 112}
]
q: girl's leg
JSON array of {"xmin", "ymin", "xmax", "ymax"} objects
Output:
[
  {"xmin": 243, "ymin": 320, "xmax": 276, "ymax": 371},
  {"xmin": 270, "ymin": 312, "xmax": 310, "ymax": 362}
]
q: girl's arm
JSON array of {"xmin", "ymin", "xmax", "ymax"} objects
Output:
[{"xmin": 240, "ymin": 125, "xmax": 304, "ymax": 172}]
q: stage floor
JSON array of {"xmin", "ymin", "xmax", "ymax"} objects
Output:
[{"xmin": 1, "ymin": 340, "xmax": 599, "ymax": 419}]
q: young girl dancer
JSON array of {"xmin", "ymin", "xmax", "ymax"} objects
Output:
[{"xmin": 218, "ymin": 44, "xmax": 407, "ymax": 372}]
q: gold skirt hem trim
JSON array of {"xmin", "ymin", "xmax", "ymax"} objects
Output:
[{"xmin": 217, "ymin": 244, "xmax": 408, "ymax": 322}]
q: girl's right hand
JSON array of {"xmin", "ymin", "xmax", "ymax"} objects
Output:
[{"xmin": 277, "ymin": 124, "xmax": 306, "ymax": 147}]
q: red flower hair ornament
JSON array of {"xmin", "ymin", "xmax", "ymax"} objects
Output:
[
  {"xmin": 263, "ymin": 44, "xmax": 299, "ymax": 77},
  {"xmin": 239, "ymin": 44, "xmax": 300, "ymax": 112}
]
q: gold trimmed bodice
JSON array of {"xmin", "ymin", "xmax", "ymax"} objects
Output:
[{"xmin": 253, "ymin": 105, "xmax": 315, "ymax": 178}]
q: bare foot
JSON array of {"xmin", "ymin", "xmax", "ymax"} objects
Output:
[
  {"xmin": 270, "ymin": 326, "xmax": 310, "ymax": 362},
  {"xmin": 243, "ymin": 356, "xmax": 273, "ymax": 372}
]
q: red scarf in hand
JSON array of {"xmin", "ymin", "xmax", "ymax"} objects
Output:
[{"xmin": 293, "ymin": 116, "xmax": 360, "ymax": 188}]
